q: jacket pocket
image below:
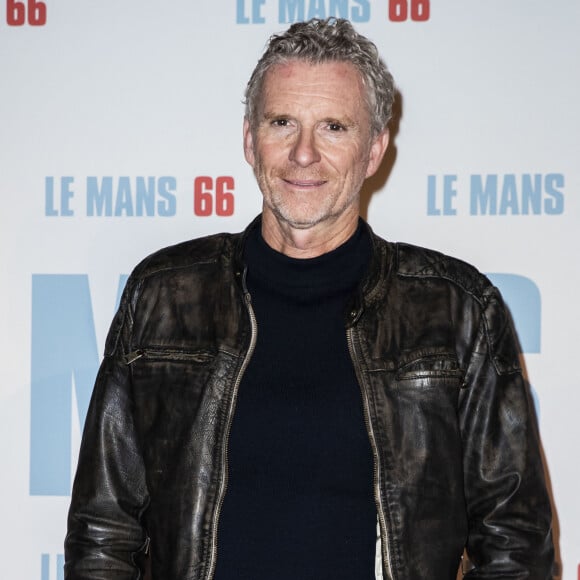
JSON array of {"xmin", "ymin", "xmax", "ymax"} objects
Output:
[
  {"xmin": 384, "ymin": 349, "xmax": 466, "ymax": 501},
  {"xmin": 124, "ymin": 345, "xmax": 221, "ymax": 439},
  {"xmin": 124, "ymin": 346, "xmax": 217, "ymax": 365},
  {"xmin": 124, "ymin": 346, "xmax": 227, "ymax": 497},
  {"xmin": 395, "ymin": 347, "xmax": 465, "ymax": 387}
]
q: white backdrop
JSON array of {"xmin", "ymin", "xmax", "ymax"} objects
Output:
[{"xmin": 1, "ymin": 1, "xmax": 578, "ymax": 578}]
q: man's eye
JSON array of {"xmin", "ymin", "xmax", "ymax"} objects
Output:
[
  {"xmin": 272, "ymin": 119, "xmax": 289, "ymax": 127},
  {"xmin": 328, "ymin": 123, "xmax": 345, "ymax": 132}
]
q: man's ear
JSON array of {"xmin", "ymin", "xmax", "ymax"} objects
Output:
[
  {"xmin": 365, "ymin": 129, "xmax": 390, "ymax": 178},
  {"xmin": 243, "ymin": 118, "xmax": 255, "ymax": 168}
]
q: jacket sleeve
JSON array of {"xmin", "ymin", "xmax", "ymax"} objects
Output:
[
  {"xmin": 64, "ymin": 277, "xmax": 150, "ymax": 579},
  {"xmin": 459, "ymin": 285, "xmax": 554, "ymax": 579}
]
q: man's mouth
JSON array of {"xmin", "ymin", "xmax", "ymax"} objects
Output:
[{"xmin": 283, "ymin": 178, "xmax": 327, "ymax": 188}]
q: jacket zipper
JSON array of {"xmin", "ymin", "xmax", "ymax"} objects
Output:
[
  {"xmin": 124, "ymin": 349, "xmax": 145, "ymax": 365},
  {"xmin": 347, "ymin": 326, "xmax": 394, "ymax": 580},
  {"xmin": 207, "ymin": 289, "xmax": 258, "ymax": 580},
  {"xmin": 124, "ymin": 307, "xmax": 387, "ymax": 577}
]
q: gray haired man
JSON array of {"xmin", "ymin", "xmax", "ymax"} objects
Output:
[{"xmin": 65, "ymin": 18, "xmax": 554, "ymax": 580}]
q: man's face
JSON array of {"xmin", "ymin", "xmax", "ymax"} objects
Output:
[{"xmin": 244, "ymin": 60, "xmax": 389, "ymax": 232}]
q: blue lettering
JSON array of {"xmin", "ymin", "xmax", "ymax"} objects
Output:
[
  {"xmin": 87, "ymin": 176, "xmax": 113, "ymax": 217},
  {"xmin": 136, "ymin": 176, "xmax": 155, "ymax": 217},
  {"xmin": 470, "ymin": 174, "xmax": 498, "ymax": 215},
  {"xmin": 45, "ymin": 177, "xmax": 75, "ymax": 216},
  {"xmin": 88, "ymin": 176, "xmax": 176, "ymax": 217},
  {"xmin": 236, "ymin": 0, "xmax": 265, "ymax": 22},
  {"xmin": 427, "ymin": 175, "xmax": 456, "ymax": 215},
  {"xmin": 41, "ymin": 554, "xmax": 48, "ymax": 580},
  {"xmin": 308, "ymin": 0, "xmax": 326, "ymax": 18},
  {"xmin": 157, "ymin": 176, "xmax": 177, "ymax": 217},
  {"xmin": 487, "ymin": 273, "xmax": 541, "ymax": 353},
  {"xmin": 30, "ymin": 274, "xmax": 128, "ymax": 496},
  {"xmin": 41, "ymin": 553, "xmax": 64, "ymax": 580},
  {"xmin": 427, "ymin": 175, "xmax": 440, "ymax": 215},
  {"xmin": 117, "ymin": 275, "xmax": 129, "ymax": 308},
  {"xmin": 253, "ymin": 0, "xmax": 266, "ymax": 22},
  {"xmin": 61, "ymin": 176, "xmax": 75, "ymax": 216},
  {"xmin": 45, "ymin": 177, "xmax": 58, "ymax": 216},
  {"xmin": 236, "ymin": 0, "xmax": 250, "ymax": 23},
  {"xmin": 329, "ymin": 0, "xmax": 348, "ymax": 17},
  {"xmin": 30, "ymin": 275, "xmax": 99, "ymax": 495},
  {"xmin": 350, "ymin": 0, "xmax": 370, "ymax": 21},
  {"xmin": 443, "ymin": 174, "xmax": 457, "ymax": 215},
  {"xmin": 499, "ymin": 174, "xmax": 519, "ymax": 215},
  {"xmin": 115, "ymin": 176, "xmax": 134, "ymax": 216},
  {"xmin": 544, "ymin": 173, "xmax": 565, "ymax": 215},
  {"xmin": 521, "ymin": 174, "xmax": 542, "ymax": 215},
  {"xmin": 279, "ymin": 0, "xmax": 370, "ymax": 22},
  {"xmin": 471, "ymin": 173, "xmax": 564, "ymax": 216},
  {"xmin": 279, "ymin": 0, "xmax": 304, "ymax": 22}
]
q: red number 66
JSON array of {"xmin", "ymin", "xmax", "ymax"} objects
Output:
[
  {"xmin": 194, "ymin": 176, "xmax": 235, "ymax": 217},
  {"xmin": 389, "ymin": 0, "xmax": 430, "ymax": 22},
  {"xmin": 7, "ymin": 0, "xmax": 47, "ymax": 26}
]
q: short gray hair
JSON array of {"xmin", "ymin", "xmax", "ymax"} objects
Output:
[{"xmin": 244, "ymin": 18, "xmax": 395, "ymax": 136}]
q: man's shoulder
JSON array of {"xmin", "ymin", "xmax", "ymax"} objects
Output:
[
  {"xmin": 130, "ymin": 230, "xmax": 242, "ymax": 282},
  {"xmin": 378, "ymin": 237, "xmax": 492, "ymax": 301}
]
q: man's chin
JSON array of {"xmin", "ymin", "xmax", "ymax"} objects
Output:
[{"xmin": 274, "ymin": 209, "xmax": 327, "ymax": 230}]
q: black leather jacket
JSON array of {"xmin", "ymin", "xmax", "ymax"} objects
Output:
[{"xmin": 65, "ymin": 217, "xmax": 554, "ymax": 579}]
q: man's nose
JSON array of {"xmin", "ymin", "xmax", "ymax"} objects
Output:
[{"xmin": 289, "ymin": 128, "xmax": 321, "ymax": 166}]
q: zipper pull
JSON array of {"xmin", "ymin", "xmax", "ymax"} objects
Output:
[{"xmin": 124, "ymin": 349, "xmax": 144, "ymax": 365}]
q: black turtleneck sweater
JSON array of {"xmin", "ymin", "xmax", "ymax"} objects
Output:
[{"xmin": 213, "ymin": 223, "xmax": 376, "ymax": 580}]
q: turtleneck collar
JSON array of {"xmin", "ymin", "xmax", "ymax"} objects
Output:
[{"xmin": 244, "ymin": 219, "xmax": 371, "ymax": 298}]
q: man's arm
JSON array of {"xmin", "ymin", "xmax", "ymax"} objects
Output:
[
  {"xmin": 65, "ymin": 281, "xmax": 150, "ymax": 579},
  {"xmin": 459, "ymin": 285, "xmax": 554, "ymax": 579}
]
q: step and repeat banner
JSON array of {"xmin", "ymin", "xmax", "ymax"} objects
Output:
[{"xmin": 1, "ymin": 1, "xmax": 578, "ymax": 578}]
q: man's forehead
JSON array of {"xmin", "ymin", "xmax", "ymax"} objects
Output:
[
  {"xmin": 264, "ymin": 59, "xmax": 362, "ymax": 83},
  {"xmin": 259, "ymin": 60, "xmax": 366, "ymax": 106}
]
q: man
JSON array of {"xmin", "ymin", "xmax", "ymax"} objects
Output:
[{"xmin": 65, "ymin": 18, "xmax": 554, "ymax": 580}]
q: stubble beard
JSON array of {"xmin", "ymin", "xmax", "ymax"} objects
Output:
[{"xmin": 255, "ymin": 164, "xmax": 360, "ymax": 230}]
